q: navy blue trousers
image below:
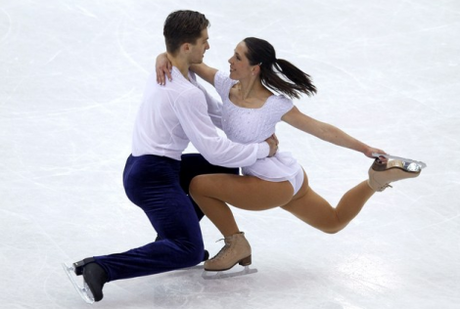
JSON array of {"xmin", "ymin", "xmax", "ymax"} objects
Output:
[{"xmin": 93, "ymin": 153, "xmax": 238, "ymax": 282}]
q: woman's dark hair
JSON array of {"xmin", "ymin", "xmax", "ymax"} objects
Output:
[
  {"xmin": 243, "ymin": 37, "xmax": 317, "ymax": 99},
  {"xmin": 163, "ymin": 10, "xmax": 210, "ymax": 55}
]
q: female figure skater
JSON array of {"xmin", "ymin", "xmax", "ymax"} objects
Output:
[{"xmin": 157, "ymin": 37, "xmax": 421, "ymax": 272}]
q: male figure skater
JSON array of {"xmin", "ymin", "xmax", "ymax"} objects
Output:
[{"xmin": 64, "ymin": 10, "xmax": 277, "ymax": 303}]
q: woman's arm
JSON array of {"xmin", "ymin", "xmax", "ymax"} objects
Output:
[
  {"xmin": 156, "ymin": 52, "xmax": 172, "ymax": 85},
  {"xmin": 282, "ymin": 106, "xmax": 385, "ymax": 158},
  {"xmin": 155, "ymin": 52, "xmax": 218, "ymax": 86},
  {"xmin": 190, "ymin": 63, "xmax": 218, "ymax": 86}
]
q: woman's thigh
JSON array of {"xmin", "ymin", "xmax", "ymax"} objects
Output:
[
  {"xmin": 190, "ymin": 174, "xmax": 294, "ymax": 211},
  {"xmin": 281, "ymin": 172, "xmax": 340, "ymax": 232}
]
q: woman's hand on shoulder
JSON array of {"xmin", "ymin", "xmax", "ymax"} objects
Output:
[{"xmin": 156, "ymin": 52, "xmax": 172, "ymax": 85}]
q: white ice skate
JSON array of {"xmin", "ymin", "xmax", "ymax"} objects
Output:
[
  {"xmin": 372, "ymin": 153, "xmax": 427, "ymax": 171},
  {"xmin": 201, "ymin": 265, "xmax": 258, "ymax": 280},
  {"xmin": 62, "ymin": 263, "xmax": 95, "ymax": 304}
]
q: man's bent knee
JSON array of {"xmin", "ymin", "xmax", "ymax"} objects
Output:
[{"xmin": 169, "ymin": 236, "xmax": 204, "ymax": 268}]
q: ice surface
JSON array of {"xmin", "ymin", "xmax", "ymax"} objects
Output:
[{"xmin": 1, "ymin": 0, "xmax": 459, "ymax": 308}]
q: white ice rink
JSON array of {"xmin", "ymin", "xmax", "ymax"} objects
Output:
[{"xmin": 1, "ymin": 1, "xmax": 459, "ymax": 308}]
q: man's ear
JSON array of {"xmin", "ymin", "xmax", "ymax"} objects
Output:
[{"xmin": 182, "ymin": 43, "xmax": 191, "ymax": 53}]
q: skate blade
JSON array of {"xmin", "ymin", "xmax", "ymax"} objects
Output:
[
  {"xmin": 62, "ymin": 263, "xmax": 95, "ymax": 304},
  {"xmin": 372, "ymin": 153, "xmax": 427, "ymax": 171},
  {"xmin": 201, "ymin": 266, "xmax": 258, "ymax": 280}
]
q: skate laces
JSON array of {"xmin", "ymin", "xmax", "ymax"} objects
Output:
[
  {"xmin": 381, "ymin": 184, "xmax": 393, "ymax": 190},
  {"xmin": 210, "ymin": 238, "xmax": 230, "ymax": 260}
]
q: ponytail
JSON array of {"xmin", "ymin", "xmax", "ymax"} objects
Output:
[
  {"xmin": 268, "ymin": 58, "xmax": 316, "ymax": 99},
  {"xmin": 243, "ymin": 37, "xmax": 317, "ymax": 99}
]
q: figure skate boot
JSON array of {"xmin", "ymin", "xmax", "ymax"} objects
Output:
[
  {"xmin": 62, "ymin": 257, "xmax": 107, "ymax": 303},
  {"xmin": 204, "ymin": 232, "xmax": 252, "ymax": 271},
  {"xmin": 368, "ymin": 156, "xmax": 422, "ymax": 192}
]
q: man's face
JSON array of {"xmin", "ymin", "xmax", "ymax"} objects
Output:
[{"xmin": 188, "ymin": 29, "xmax": 210, "ymax": 64}]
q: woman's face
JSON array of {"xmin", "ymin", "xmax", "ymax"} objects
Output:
[{"xmin": 228, "ymin": 41, "xmax": 253, "ymax": 80}]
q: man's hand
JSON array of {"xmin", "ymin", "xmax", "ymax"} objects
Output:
[
  {"xmin": 265, "ymin": 134, "xmax": 279, "ymax": 157},
  {"xmin": 156, "ymin": 53, "xmax": 172, "ymax": 85}
]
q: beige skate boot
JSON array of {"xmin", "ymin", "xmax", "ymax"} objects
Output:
[
  {"xmin": 368, "ymin": 158, "xmax": 421, "ymax": 192},
  {"xmin": 204, "ymin": 232, "xmax": 252, "ymax": 271}
]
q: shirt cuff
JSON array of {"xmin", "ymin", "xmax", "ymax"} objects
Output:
[{"xmin": 256, "ymin": 142, "xmax": 269, "ymax": 159}]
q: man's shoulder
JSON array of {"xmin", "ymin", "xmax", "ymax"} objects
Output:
[{"xmin": 166, "ymin": 80, "xmax": 206, "ymax": 106}]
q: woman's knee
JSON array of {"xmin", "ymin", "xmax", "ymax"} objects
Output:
[
  {"xmin": 317, "ymin": 218, "xmax": 348, "ymax": 234},
  {"xmin": 189, "ymin": 175, "xmax": 211, "ymax": 198},
  {"xmin": 282, "ymin": 197, "xmax": 347, "ymax": 234},
  {"xmin": 321, "ymin": 226, "xmax": 344, "ymax": 234}
]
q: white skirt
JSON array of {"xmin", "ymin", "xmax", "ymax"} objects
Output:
[{"xmin": 242, "ymin": 151, "xmax": 301, "ymax": 182}]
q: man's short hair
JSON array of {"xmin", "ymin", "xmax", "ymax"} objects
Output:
[{"xmin": 163, "ymin": 10, "xmax": 210, "ymax": 55}]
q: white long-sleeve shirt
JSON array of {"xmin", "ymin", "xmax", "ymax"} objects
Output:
[{"xmin": 131, "ymin": 67, "xmax": 269, "ymax": 168}]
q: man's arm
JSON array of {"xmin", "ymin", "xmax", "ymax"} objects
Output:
[{"xmin": 176, "ymin": 89, "xmax": 276, "ymax": 167}]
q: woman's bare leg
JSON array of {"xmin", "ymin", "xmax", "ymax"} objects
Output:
[
  {"xmin": 281, "ymin": 172, "xmax": 375, "ymax": 233},
  {"xmin": 189, "ymin": 174, "xmax": 293, "ymax": 236}
]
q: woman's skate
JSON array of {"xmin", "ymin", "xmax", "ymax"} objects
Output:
[{"xmin": 368, "ymin": 153, "xmax": 426, "ymax": 191}]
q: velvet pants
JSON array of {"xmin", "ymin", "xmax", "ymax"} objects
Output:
[{"xmin": 93, "ymin": 153, "xmax": 238, "ymax": 282}]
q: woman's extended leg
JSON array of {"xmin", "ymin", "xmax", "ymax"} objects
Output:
[
  {"xmin": 189, "ymin": 174, "xmax": 294, "ymax": 236},
  {"xmin": 281, "ymin": 171, "xmax": 375, "ymax": 234}
]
